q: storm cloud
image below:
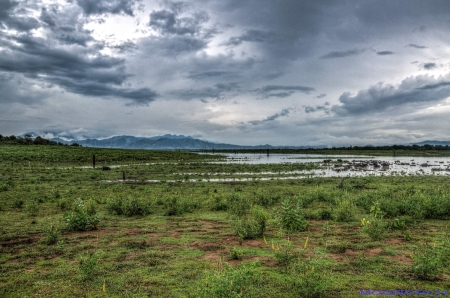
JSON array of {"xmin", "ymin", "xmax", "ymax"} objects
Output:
[
  {"xmin": 2, "ymin": 0, "xmax": 450, "ymax": 146},
  {"xmin": 332, "ymin": 74, "xmax": 450, "ymax": 115}
]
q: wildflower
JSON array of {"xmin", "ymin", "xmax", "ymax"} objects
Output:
[{"xmin": 304, "ymin": 237, "xmax": 309, "ymax": 249}]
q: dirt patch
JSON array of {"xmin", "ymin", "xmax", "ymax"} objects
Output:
[
  {"xmin": 1, "ymin": 236, "xmax": 39, "ymax": 247},
  {"xmin": 384, "ymin": 254, "xmax": 413, "ymax": 265},
  {"xmin": 327, "ymin": 253, "xmax": 351, "ymax": 264},
  {"xmin": 384, "ymin": 238, "xmax": 403, "ymax": 246},
  {"xmin": 365, "ymin": 247, "xmax": 383, "ymax": 257}
]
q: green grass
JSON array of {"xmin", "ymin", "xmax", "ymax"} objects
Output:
[{"xmin": 0, "ymin": 145, "xmax": 449, "ymax": 297}]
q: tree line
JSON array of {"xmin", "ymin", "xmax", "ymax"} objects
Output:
[{"xmin": 0, "ymin": 134, "xmax": 80, "ymax": 146}]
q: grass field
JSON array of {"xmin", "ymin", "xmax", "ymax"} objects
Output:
[{"xmin": 0, "ymin": 145, "xmax": 449, "ymax": 297}]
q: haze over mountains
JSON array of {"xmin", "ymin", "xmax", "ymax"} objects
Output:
[
  {"xmin": 18, "ymin": 132, "xmax": 450, "ymax": 150},
  {"xmin": 20, "ymin": 133, "xmax": 313, "ymax": 149}
]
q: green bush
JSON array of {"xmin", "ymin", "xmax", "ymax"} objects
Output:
[
  {"xmin": 412, "ymin": 242, "xmax": 444, "ymax": 280},
  {"xmin": 210, "ymin": 196, "xmax": 227, "ymax": 211},
  {"xmin": 64, "ymin": 198, "xmax": 100, "ymax": 231},
  {"xmin": 42, "ymin": 224, "xmax": 61, "ymax": 245},
  {"xmin": 107, "ymin": 197, "xmax": 151, "ymax": 216},
  {"xmin": 194, "ymin": 262, "xmax": 262, "ymax": 298},
  {"xmin": 232, "ymin": 206, "xmax": 269, "ymax": 240},
  {"xmin": 227, "ymin": 193, "xmax": 252, "ymax": 217},
  {"xmin": 79, "ymin": 250, "xmax": 103, "ymax": 279},
  {"xmin": 273, "ymin": 240, "xmax": 303, "ymax": 267},
  {"xmin": 229, "ymin": 246, "xmax": 244, "ymax": 260},
  {"xmin": 362, "ymin": 217, "xmax": 388, "ymax": 241},
  {"xmin": 274, "ymin": 198, "xmax": 308, "ymax": 232},
  {"xmin": 335, "ymin": 198, "xmax": 356, "ymax": 222},
  {"xmin": 25, "ymin": 200, "xmax": 39, "ymax": 216},
  {"xmin": 288, "ymin": 258, "xmax": 333, "ymax": 297}
]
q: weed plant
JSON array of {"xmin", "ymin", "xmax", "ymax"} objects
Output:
[
  {"xmin": 78, "ymin": 250, "xmax": 103, "ymax": 280},
  {"xmin": 412, "ymin": 242, "xmax": 444, "ymax": 280},
  {"xmin": 64, "ymin": 198, "xmax": 100, "ymax": 231},
  {"xmin": 274, "ymin": 198, "xmax": 308, "ymax": 232},
  {"xmin": 42, "ymin": 224, "xmax": 61, "ymax": 245},
  {"xmin": 334, "ymin": 198, "xmax": 356, "ymax": 222},
  {"xmin": 194, "ymin": 261, "xmax": 262, "ymax": 298},
  {"xmin": 107, "ymin": 197, "xmax": 151, "ymax": 216}
]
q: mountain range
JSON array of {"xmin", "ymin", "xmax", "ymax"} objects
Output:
[
  {"xmin": 18, "ymin": 133, "xmax": 450, "ymax": 149},
  {"xmin": 19, "ymin": 133, "xmax": 314, "ymax": 150}
]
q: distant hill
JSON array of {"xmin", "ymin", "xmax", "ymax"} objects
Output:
[
  {"xmin": 412, "ymin": 140, "xmax": 450, "ymax": 146},
  {"xmin": 21, "ymin": 133, "xmax": 317, "ymax": 149}
]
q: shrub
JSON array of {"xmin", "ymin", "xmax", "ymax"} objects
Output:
[
  {"xmin": 273, "ymin": 239, "xmax": 303, "ymax": 267},
  {"xmin": 107, "ymin": 197, "xmax": 151, "ymax": 216},
  {"xmin": 79, "ymin": 250, "xmax": 103, "ymax": 279},
  {"xmin": 25, "ymin": 200, "xmax": 39, "ymax": 216},
  {"xmin": 210, "ymin": 196, "xmax": 227, "ymax": 211},
  {"xmin": 194, "ymin": 262, "xmax": 262, "ymax": 298},
  {"xmin": 361, "ymin": 217, "xmax": 388, "ymax": 241},
  {"xmin": 64, "ymin": 198, "xmax": 100, "ymax": 231},
  {"xmin": 12, "ymin": 198, "xmax": 24, "ymax": 209},
  {"xmin": 274, "ymin": 198, "xmax": 308, "ymax": 232},
  {"xmin": 229, "ymin": 246, "xmax": 244, "ymax": 260},
  {"xmin": 361, "ymin": 201, "xmax": 388, "ymax": 241},
  {"xmin": 42, "ymin": 224, "xmax": 61, "ymax": 245},
  {"xmin": 335, "ymin": 198, "xmax": 356, "ymax": 222},
  {"xmin": 232, "ymin": 206, "xmax": 269, "ymax": 240},
  {"xmin": 412, "ymin": 242, "xmax": 443, "ymax": 280},
  {"xmin": 164, "ymin": 196, "xmax": 186, "ymax": 216},
  {"xmin": 319, "ymin": 209, "xmax": 333, "ymax": 220},
  {"xmin": 288, "ymin": 258, "xmax": 333, "ymax": 297},
  {"xmin": 227, "ymin": 193, "xmax": 252, "ymax": 217}
]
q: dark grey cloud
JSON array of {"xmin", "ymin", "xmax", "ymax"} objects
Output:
[
  {"xmin": 423, "ymin": 63, "xmax": 437, "ymax": 70},
  {"xmin": 320, "ymin": 49, "xmax": 365, "ymax": 59},
  {"xmin": 249, "ymin": 108, "xmax": 292, "ymax": 125},
  {"xmin": 149, "ymin": 9, "xmax": 208, "ymax": 36},
  {"xmin": 76, "ymin": 0, "xmax": 138, "ymax": 16},
  {"xmin": 408, "ymin": 43, "xmax": 427, "ymax": 49},
  {"xmin": 316, "ymin": 94, "xmax": 326, "ymax": 99},
  {"xmin": 0, "ymin": 32, "xmax": 157, "ymax": 105},
  {"xmin": 222, "ymin": 29, "xmax": 279, "ymax": 46},
  {"xmin": 187, "ymin": 70, "xmax": 235, "ymax": 80},
  {"xmin": 377, "ymin": 51, "xmax": 394, "ymax": 55},
  {"xmin": 168, "ymin": 82, "xmax": 239, "ymax": 101},
  {"xmin": 139, "ymin": 35, "xmax": 207, "ymax": 56},
  {"xmin": 0, "ymin": 0, "xmax": 40, "ymax": 31},
  {"xmin": 304, "ymin": 103, "xmax": 330, "ymax": 114},
  {"xmin": 332, "ymin": 74, "xmax": 450, "ymax": 115},
  {"xmin": 256, "ymin": 85, "xmax": 315, "ymax": 98}
]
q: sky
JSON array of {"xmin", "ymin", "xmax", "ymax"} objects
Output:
[{"xmin": 1, "ymin": 0, "xmax": 450, "ymax": 146}]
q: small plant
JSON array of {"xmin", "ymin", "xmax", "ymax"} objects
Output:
[
  {"xmin": 210, "ymin": 196, "xmax": 227, "ymax": 211},
  {"xmin": 42, "ymin": 224, "xmax": 61, "ymax": 245},
  {"xmin": 12, "ymin": 199, "xmax": 24, "ymax": 209},
  {"xmin": 288, "ymin": 258, "xmax": 333, "ymax": 297},
  {"xmin": 361, "ymin": 201, "xmax": 388, "ymax": 241},
  {"xmin": 79, "ymin": 250, "xmax": 103, "ymax": 279},
  {"xmin": 274, "ymin": 198, "xmax": 308, "ymax": 232},
  {"xmin": 232, "ymin": 206, "xmax": 268, "ymax": 240},
  {"xmin": 319, "ymin": 209, "xmax": 333, "ymax": 220},
  {"xmin": 272, "ymin": 239, "xmax": 303, "ymax": 267},
  {"xmin": 404, "ymin": 230, "xmax": 412, "ymax": 241},
  {"xmin": 229, "ymin": 246, "xmax": 244, "ymax": 260},
  {"xmin": 227, "ymin": 193, "xmax": 252, "ymax": 217},
  {"xmin": 194, "ymin": 262, "xmax": 262, "ymax": 298},
  {"xmin": 411, "ymin": 242, "xmax": 443, "ymax": 280},
  {"xmin": 335, "ymin": 198, "xmax": 356, "ymax": 222},
  {"xmin": 107, "ymin": 197, "xmax": 151, "ymax": 216},
  {"xmin": 25, "ymin": 199, "xmax": 39, "ymax": 216},
  {"xmin": 64, "ymin": 198, "xmax": 100, "ymax": 231}
]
